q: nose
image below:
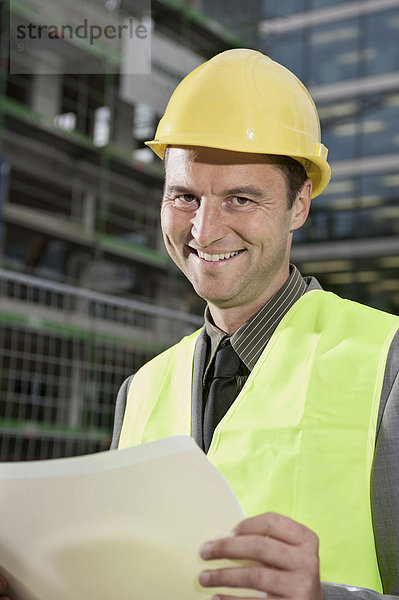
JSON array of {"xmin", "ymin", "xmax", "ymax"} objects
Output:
[{"xmin": 191, "ymin": 199, "xmax": 228, "ymax": 248}]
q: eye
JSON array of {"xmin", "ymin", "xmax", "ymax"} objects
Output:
[
  {"xmin": 230, "ymin": 196, "xmax": 252, "ymax": 207},
  {"xmin": 176, "ymin": 194, "xmax": 196, "ymax": 203},
  {"xmin": 173, "ymin": 194, "xmax": 199, "ymax": 209}
]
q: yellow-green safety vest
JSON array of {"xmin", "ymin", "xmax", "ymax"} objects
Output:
[{"xmin": 119, "ymin": 290, "xmax": 399, "ymax": 591}]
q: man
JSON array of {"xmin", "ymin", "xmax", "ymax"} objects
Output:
[{"xmin": 111, "ymin": 49, "xmax": 399, "ymax": 599}]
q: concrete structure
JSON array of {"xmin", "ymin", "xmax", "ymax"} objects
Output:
[{"xmin": 0, "ymin": 0, "xmax": 242, "ymax": 460}]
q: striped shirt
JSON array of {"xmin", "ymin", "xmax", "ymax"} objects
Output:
[{"xmin": 203, "ymin": 264, "xmax": 308, "ymax": 395}]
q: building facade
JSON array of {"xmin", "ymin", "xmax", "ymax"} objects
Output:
[{"xmin": 259, "ymin": 0, "xmax": 399, "ymax": 313}]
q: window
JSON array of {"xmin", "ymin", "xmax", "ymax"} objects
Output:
[
  {"xmin": 309, "ymin": 19, "xmax": 360, "ymax": 85},
  {"xmin": 364, "ymin": 9, "xmax": 399, "ymax": 76},
  {"xmin": 265, "ymin": 30, "xmax": 306, "ymax": 80},
  {"xmin": 262, "ymin": 0, "xmax": 306, "ymax": 17}
]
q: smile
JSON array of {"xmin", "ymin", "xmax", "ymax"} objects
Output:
[{"xmin": 196, "ymin": 249, "xmax": 245, "ymax": 262}]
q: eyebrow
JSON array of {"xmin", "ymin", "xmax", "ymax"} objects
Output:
[
  {"xmin": 221, "ymin": 186, "xmax": 265, "ymax": 198},
  {"xmin": 164, "ymin": 184, "xmax": 265, "ymax": 198},
  {"xmin": 164, "ymin": 184, "xmax": 194, "ymax": 195}
]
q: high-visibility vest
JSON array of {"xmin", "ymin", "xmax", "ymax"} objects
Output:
[{"xmin": 119, "ymin": 290, "xmax": 399, "ymax": 591}]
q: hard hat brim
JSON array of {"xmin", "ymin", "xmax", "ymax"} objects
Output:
[{"xmin": 145, "ymin": 140, "xmax": 331, "ymax": 199}]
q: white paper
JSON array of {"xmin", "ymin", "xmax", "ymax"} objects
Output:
[{"xmin": 0, "ymin": 436, "xmax": 265, "ymax": 599}]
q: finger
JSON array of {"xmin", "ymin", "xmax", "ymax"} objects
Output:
[
  {"xmin": 0, "ymin": 576, "xmax": 7, "ymax": 594},
  {"xmin": 199, "ymin": 565, "xmax": 295, "ymax": 597},
  {"xmin": 233, "ymin": 513, "xmax": 319, "ymax": 548},
  {"xmin": 200, "ymin": 534, "xmax": 302, "ymax": 571}
]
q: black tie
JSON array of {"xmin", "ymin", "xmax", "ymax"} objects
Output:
[{"xmin": 203, "ymin": 341, "xmax": 241, "ymax": 453}]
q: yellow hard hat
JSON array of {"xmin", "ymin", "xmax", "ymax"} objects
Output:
[{"xmin": 145, "ymin": 48, "xmax": 331, "ymax": 198}]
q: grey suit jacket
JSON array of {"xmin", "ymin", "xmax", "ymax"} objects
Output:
[{"xmin": 111, "ymin": 284, "xmax": 399, "ymax": 600}]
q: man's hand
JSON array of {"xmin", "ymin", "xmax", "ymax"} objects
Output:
[
  {"xmin": 0, "ymin": 575, "xmax": 10, "ymax": 600},
  {"xmin": 199, "ymin": 512, "xmax": 324, "ymax": 600}
]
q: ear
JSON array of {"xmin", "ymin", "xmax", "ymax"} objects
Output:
[{"xmin": 289, "ymin": 179, "xmax": 312, "ymax": 232}]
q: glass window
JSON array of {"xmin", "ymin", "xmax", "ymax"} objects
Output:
[
  {"xmin": 300, "ymin": 172, "xmax": 399, "ymax": 242},
  {"xmin": 318, "ymin": 94, "xmax": 399, "ymax": 161},
  {"xmin": 308, "ymin": 19, "xmax": 360, "ymax": 85},
  {"xmin": 311, "ymin": 0, "xmax": 352, "ymax": 9},
  {"xmin": 360, "ymin": 173, "xmax": 399, "ymax": 206},
  {"xmin": 364, "ymin": 9, "xmax": 399, "ymax": 76},
  {"xmin": 294, "ymin": 177, "xmax": 358, "ymax": 242},
  {"xmin": 318, "ymin": 100, "xmax": 360, "ymax": 162},
  {"xmin": 357, "ymin": 173, "xmax": 399, "ymax": 238},
  {"xmin": 316, "ymin": 178, "xmax": 356, "ymax": 209},
  {"xmin": 359, "ymin": 94, "xmax": 399, "ymax": 156},
  {"xmin": 202, "ymin": 0, "xmax": 260, "ymax": 45},
  {"xmin": 262, "ymin": 0, "xmax": 306, "ymax": 17},
  {"xmin": 298, "ymin": 208, "xmax": 360, "ymax": 242},
  {"xmin": 265, "ymin": 30, "xmax": 306, "ymax": 80},
  {"xmin": 321, "ymin": 119, "xmax": 358, "ymax": 161}
]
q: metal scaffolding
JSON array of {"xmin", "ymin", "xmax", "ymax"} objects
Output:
[
  {"xmin": 0, "ymin": 0, "xmax": 235, "ymax": 464},
  {"xmin": 0, "ymin": 268, "xmax": 202, "ymax": 461}
]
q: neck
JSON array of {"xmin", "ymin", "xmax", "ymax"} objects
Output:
[{"xmin": 208, "ymin": 269, "xmax": 290, "ymax": 335}]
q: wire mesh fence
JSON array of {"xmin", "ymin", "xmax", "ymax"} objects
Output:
[{"xmin": 0, "ymin": 268, "xmax": 202, "ymax": 461}]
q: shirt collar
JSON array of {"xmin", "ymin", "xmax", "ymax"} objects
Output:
[{"xmin": 204, "ymin": 264, "xmax": 309, "ymax": 370}]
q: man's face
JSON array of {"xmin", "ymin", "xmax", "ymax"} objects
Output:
[{"xmin": 161, "ymin": 146, "xmax": 310, "ymax": 314}]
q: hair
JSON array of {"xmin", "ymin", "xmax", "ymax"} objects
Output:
[
  {"xmin": 163, "ymin": 146, "xmax": 308, "ymax": 209},
  {"xmin": 266, "ymin": 155, "xmax": 309, "ymax": 209}
]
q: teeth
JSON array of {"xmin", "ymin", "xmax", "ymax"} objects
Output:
[{"xmin": 197, "ymin": 250, "xmax": 241, "ymax": 262}]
